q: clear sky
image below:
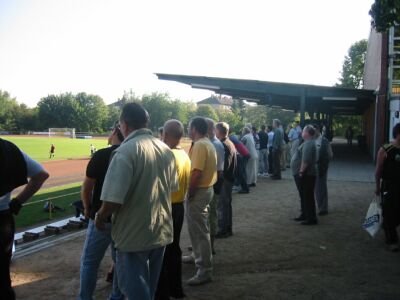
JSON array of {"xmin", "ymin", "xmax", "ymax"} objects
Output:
[{"xmin": 0, "ymin": 0, "xmax": 374, "ymax": 107}]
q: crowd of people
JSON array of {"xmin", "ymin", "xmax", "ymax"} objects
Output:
[{"xmin": 1, "ymin": 101, "xmax": 400, "ymax": 300}]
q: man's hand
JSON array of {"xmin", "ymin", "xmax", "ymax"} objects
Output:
[
  {"xmin": 9, "ymin": 198, "xmax": 23, "ymax": 215},
  {"xmin": 95, "ymin": 212, "xmax": 106, "ymax": 231},
  {"xmin": 84, "ymin": 208, "xmax": 91, "ymax": 219}
]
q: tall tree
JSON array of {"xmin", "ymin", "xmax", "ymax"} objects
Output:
[
  {"xmin": 195, "ymin": 105, "xmax": 218, "ymax": 121},
  {"xmin": 0, "ymin": 90, "xmax": 19, "ymax": 131},
  {"xmin": 75, "ymin": 92, "xmax": 109, "ymax": 132},
  {"xmin": 370, "ymin": 0, "xmax": 400, "ymax": 32},
  {"xmin": 37, "ymin": 93, "xmax": 80, "ymax": 129},
  {"xmin": 336, "ymin": 39, "xmax": 368, "ymax": 89}
]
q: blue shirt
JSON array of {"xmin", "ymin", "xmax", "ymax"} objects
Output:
[
  {"xmin": 0, "ymin": 152, "xmax": 44, "ymax": 211},
  {"xmin": 288, "ymin": 128, "xmax": 298, "ymax": 141}
]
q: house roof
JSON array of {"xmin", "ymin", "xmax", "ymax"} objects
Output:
[
  {"xmin": 198, "ymin": 96, "xmax": 233, "ymax": 106},
  {"xmin": 155, "ymin": 73, "xmax": 376, "ymax": 115}
]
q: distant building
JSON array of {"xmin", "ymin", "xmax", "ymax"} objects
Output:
[
  {"xmin": 197, "ymin": 95, "xmax": 233, "ymax": 111},
  {"xmin": 364, "ymin": 25, "xmax": 400, "ymax": 156}
]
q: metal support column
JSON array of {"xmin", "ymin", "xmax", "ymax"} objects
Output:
[{"xmin": 300, "ymin": 90, "xmax": 306, "ymax": 127}]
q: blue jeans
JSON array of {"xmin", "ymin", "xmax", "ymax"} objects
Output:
[
  {"xmin": 78, "ymin": 219, "xmax": 123, "ymax": 300},
  {"xmin": 116, "ymin": 247, "xmax": 165, "ymax": 300}
]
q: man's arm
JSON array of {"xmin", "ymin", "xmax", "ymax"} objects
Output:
[
  {"xmin": 375, "ymin": 147, "xmax": 386, "ymax": 196},
  {"xmin": 189, "ymin": 169, "xmax": 202, "ymax": 198},
  {"xmin": 10, "ymin": 170, "xmax": 49, "ymax": 215},
  {"xmin": 95, "ymin": 201, "xmax": 121, "ymax": 230},
  {"xmin": 81, "ymin": 177, "xmax": 96, "ymax": 219}
]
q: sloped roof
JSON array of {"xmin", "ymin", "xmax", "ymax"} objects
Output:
[{"xmin": 198, "ymin": 96, "xmax": 233, "ymax": 106}]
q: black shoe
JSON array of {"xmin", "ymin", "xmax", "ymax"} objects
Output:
[
  {"xmin": 301, "ymin": 220, "xmax": 318, "ymax": 225},
  {"xmin": 318, "ymin": 211, "xmax": 328, "ymax": 216},
  {"xmin": 270, "ymin": 176, "xmax": 281, "ymax": 180},
  {"xmin": 238, "ymin": 190, "xmax": 249, "ymax": 194},
  {"xmin": 215, "ymin": 232, "xmax": 230, "ymax": 239},
  {"xmin": 294, "ymin": 216, "xmax": 306, "ymax": 222},
  {"xmin": 248, "ymin": 183, "xmax": 256, "ymax": 187}
]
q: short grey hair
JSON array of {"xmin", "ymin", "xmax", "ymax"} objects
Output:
[{"xmin": 216, "ymin": 122, "xmax": 230, "ymax": 136}]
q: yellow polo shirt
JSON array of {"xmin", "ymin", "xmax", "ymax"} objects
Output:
[
  {"xmin": 189, "ymin": 137, "xmax": 217, "ymax": 188},
  {"xmin": 171, "ymin": 148, "xmax": 191, "ymax": 204}
]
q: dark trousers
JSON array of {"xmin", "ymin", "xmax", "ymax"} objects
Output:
[
  {"xmin": 268, "ymin": 147, "xmax": 274, "ymax": 174},
  {"xmin": 0, "ymin": 210, "xmax": 16, "ymax": 300},
  {"xmin": 294, "ymin": 174, "xmax": 317, "ymax": 222},
  {"xmin": 382, "ymin": 185, "xmax": 400, "ymax": 245},
  {"xmin": 235, "ymin": 156, "xmax": 249, "ymax": 192},
  {"xmin": 272, "ymin": 149, "xmax": 281, "ymax": 178},
  {"xmin": 155, "ymin": 203, "xmax": 184, "ymax": 300},
  {"xmin": 218, "ymin": 180, "xmax": 234, "ymax": 234}
]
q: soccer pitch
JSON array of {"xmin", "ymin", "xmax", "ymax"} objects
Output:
[{"xmin": 1, "ymin": 136, "xmax": 109, "ymax": 161}]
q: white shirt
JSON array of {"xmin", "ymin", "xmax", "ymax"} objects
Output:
[{"xmin": 267, "ymin": 132, "xmax": 274, "ymax": 148}]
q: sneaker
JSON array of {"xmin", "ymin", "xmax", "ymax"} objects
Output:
[
  {"xmin": 263, "ymin": 173, "xmax": 269, "ymax": 177},
  {"xmin": 238, "ymin": 190, "xmax": 249, "ymax": 194},
  {"xmin": 187, "ymin": 273, "xmax": 212, "ymax": 286},
  {"xmin": 182, "ymin": 254, "xmax": 195, "ymax": 264},
  {"xmin": 294, "ymin": 215, "xmax": 306, "ymax": 222}
]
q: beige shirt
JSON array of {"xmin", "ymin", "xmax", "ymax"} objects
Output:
[{"xmin": 101, "ymin": 128, "xmax": 178, "ymax": 252}]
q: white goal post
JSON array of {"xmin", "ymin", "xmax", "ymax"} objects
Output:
[{"xmin": 48, "ymin": 128, "xmax": 76, "ymax": 138}]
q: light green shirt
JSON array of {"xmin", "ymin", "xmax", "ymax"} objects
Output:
[{"xmin": 101, "ymin": 128, "xmax": 178, "ymax": 252}]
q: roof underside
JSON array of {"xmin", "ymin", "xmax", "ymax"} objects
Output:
[{"xmin": 156, "ymin": 73, "xmax": 376, "ymax": 115}]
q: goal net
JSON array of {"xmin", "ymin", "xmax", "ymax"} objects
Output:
[{"xmin": 48, "ymin": 128, "xmax": 76, "ymax": 138}]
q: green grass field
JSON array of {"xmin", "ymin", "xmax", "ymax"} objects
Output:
[
  {"xmin": 0, "ymin": 136, "xmax": 108, "ymax": 161},
  {"xmin": 15, "ymin": 182, "xmax": 82, "ymax": 229}
]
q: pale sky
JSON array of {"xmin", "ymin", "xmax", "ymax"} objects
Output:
[{"xmin": 0, "ymin": 0, "xmax": 374, "ymax": 107}]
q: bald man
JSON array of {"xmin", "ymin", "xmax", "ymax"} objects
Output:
[{"xmin": 155, "ymin": 120, "xmax": 191, "ymax": 300}]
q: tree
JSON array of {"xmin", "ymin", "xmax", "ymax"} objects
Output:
[
  {"xmin": 75, "ymin": 92, "xmax": 109, "ymax": 132},
  {"xmin": 217, "ymin": 110, "xmax": 243, "ymax": 134},
  {"xmin": 37, "ymin": 93, "xmax": 80, "ymax": 130},
  {"xmin": 195, "ymin": 105, "xmax": 218, "ymax": 121},
  {"xmin": 370, "ymin": 0, "xmax": 400, "ymax": 32},
  {"xmin": 0, "ymin": 90, "xmax": 19, "ymax": 131},
  {"xmin": 336, "ymin": 40, "xmax": 368, "ymax": 89}
]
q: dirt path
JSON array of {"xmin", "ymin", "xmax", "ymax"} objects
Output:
[{"xmin": 10, "ymin": 176, "xmax": 400, "ymax": 300}]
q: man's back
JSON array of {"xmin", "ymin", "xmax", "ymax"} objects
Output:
[
  {"xmin": 258, "ymin": 131, "xmax": 268, "ymax": 149},
  {"xmin": 101, "ymin": 129, "xmax": 178, "ymax": 252},
  {"xmin": 171, "ymin": 148, "xmax": 191, "ymax": 204},
  {"xmin": 189, "ymin": 137, "xmax": 217, "ymax": 188},
  {"xmin": 86, "ymin": 145, "xmax": 119, "ymax": 219}
]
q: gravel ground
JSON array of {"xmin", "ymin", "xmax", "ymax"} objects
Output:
[{"xmin": 11, "ymin": 174, "xmax": 400, "ymax": 300}]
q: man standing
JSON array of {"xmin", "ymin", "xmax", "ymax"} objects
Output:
[
  {"xmin": 258, "ymin": 125, "xmax": 269, "ymax": 176},
  {"xmin": 315, "ymin": 125, "xmax": 333, "ymax": 216},
  {"xmin": 271, "ymin": 119, "xmax": 283, "ymax": 180},
  {"xmin": 375, "ymin": 123, "xmax": 400, "ymax": 252},
  {"xmin": 267, "ymin": 125, "xmax": 274, "ymax": 175},
  {"xmin": 95, "ymin": 103, "xmax": 178, "ymax": 300},
  {"xmin": 241, "ymin": 127, "xmax": 258, "ymax": 187},
  {"xmin": 156, "ymin": 120, "xmax": 191, "ymax": 300},
  {"xmin": 290, "ymin": 125, "xmax": 318, "ymax": 225},
  {"xmin": 49, "ymin": 144, "xmax": 55, "ymax": 159},
  {"xmin": 183, "ymin": 117, "xmax": 217, "ymax": 286},
  {"xmin": 229, "ymin": 134, "xmax": 250, "ymax": 194},
  {"xmin": 0, "ymin": 139, "xmax": 49, "ymax": 300},
  {"xmin": 78, "ymin": 122, "xmax": 124, "ymax": 300},
  {"xmin": 288, "ymin": 124, "xmax": 300, "ymax": 159},
  {"xmin": 205, "ymin": 118, "xmax": 225, "ymax": 254},
  {"xmin": 216, "ymin": 122, "xmax": 237, "ymax": 238}
]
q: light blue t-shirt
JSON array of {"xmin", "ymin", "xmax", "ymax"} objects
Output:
[
  {"xmin": 0, "ymin": 152, "xmax": 44, "ymax": 211},
  {"xmin": 288, "ymin": 128, "xmax": 299, "ymax": 141},
  {"xmin": 210, "ymin": 136, "xmax": 225, "ymax": 172}
]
